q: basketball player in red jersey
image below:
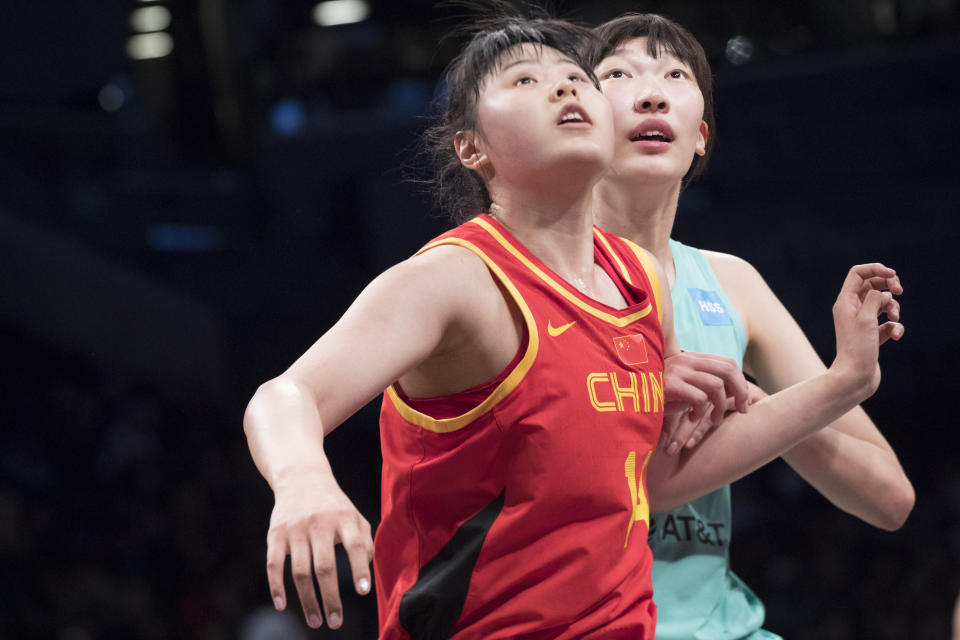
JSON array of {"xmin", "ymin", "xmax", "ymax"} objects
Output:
[{"xmin": 243, "ymin": 8, "xmax": 903, "ymax": 637}]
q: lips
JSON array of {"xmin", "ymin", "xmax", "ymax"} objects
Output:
[
  {"xmin": 629, "ymin": 118, "xmax": 674, "ymax": 142},
  {"xmin": 557, "ymin": 103, "xmax": 592, "ymax": 126}
]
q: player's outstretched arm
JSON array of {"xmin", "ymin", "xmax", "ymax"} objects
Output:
[
  {"xmin": 244, "ymin": 246, "xmax": 503, "ymax": 630},
  {"xmin": 708, "ymin": 251, "xmax": 914, "ymax": 530},
  {"xmin": 647, "ymin": 263, "xmax": 904, "ymax": 512}
]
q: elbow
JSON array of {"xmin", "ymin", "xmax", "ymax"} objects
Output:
[
  {"xmin": 878, "ymin": 479, "xmax": 916, "ymax": 531},
  {"xmin": 243, "ymin": 381, "xmax": 270, "ymax": 440},
  {"xmin": 243, "ymin": 376, "xmax": 298, "ymax": 438}
]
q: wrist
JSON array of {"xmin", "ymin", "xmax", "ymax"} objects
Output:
[
  {"xmin": 824, "ymin": 362, "xmax": 876, "ymax": 405},
  {"xmin": 271, "ymin": 459, "xmax": 334, "ymax": 492}
]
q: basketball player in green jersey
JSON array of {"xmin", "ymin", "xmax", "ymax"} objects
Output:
[{"xmin": 586, "ymin": 14, "xmax": 915, "ymax": 640}]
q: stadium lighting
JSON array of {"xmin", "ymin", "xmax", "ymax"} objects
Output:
[
  {"xmin": 126, "ymin": 32, "xmax": 174, "ymax": 60},
  {"xmin": 312, "ymin": 0, "xmax": 370, "ymax": 27},
  {"xmin": 130, "ymin": 6, "xmax": 172, "ymax": 33}
]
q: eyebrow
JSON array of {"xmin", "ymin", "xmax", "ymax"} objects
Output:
[
  {"xmin": 602, "ymin": 48, "xmax": 691, "ymax": 70},
  {"xmin": 501, "ymin": 56, "xmax": 578, "ymax": 72}
]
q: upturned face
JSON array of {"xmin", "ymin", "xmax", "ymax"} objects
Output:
[
  {"xmin": 595, "ymin": 37, "xmax": 708, "ymax": 185},
  {"xmin": 459, "ymin": 43, "xmax": 614, "ymax": 193}
]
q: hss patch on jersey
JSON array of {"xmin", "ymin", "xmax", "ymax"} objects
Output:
[{"xmin": 686, "ymin": 288, "xmax": 733, "ymax": 327}]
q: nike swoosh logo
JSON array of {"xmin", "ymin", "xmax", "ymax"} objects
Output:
[{"xmin": 547, "ymin": 320, "xmax": 576, "ymax": 337}]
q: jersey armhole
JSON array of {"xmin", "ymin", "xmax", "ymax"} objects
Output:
[
  {"xmin": 384, "ymin": 238, "xmax": 541, "ymax": 434},
  {"xmin": 621, "ymin": 239, "xmax": 663, "ymax": 325}
]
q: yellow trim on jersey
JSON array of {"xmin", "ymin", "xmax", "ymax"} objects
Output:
[
  {"xmin": 384, "ymin": 237, "xmax": 539, "ymax": 434},
  {"xmin": 622, "ymin": 238, "xmax": 663, "ymax": 325},
  {"xmin": 472, "ymin": 217, "xmax": 651, "ymax": 327},
  {"xmin": 592, "ymin": 229, "xmax": 634, "ymax": 286}
]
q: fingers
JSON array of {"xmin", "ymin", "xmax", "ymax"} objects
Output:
[
  {"xmin": 664, "ymin": 352, "xmax": 747, "ymax": 417},
  {"xmin": 859, "ymin": 275, "xmax": 902, "ymax": 298},
  {"xmin": 340, "ymin": 516, "xmax": 375, "ymax": 597},
  {"xmin": 880, "ymin": 294, "xmax": 901, "ymax": 322},
  {"xmin": 662, "ymin": 378, "xmax": 711, "ymax": 426},
  {"xmin": 665, "ymin": 410, "xmax": 712, "ymax": 455},
  {"xmin": 266, "ymin": 517, "xmax": 374, "ymax": 632},
  {"xmin": 685, "ymin": 371, "xmax": 728, "ymax": 424},
  {"xmin": 878, "ymin": 321, "xmax": 905, "ymax": 345},
  {"xmin": 746, "ymin": 382, "xmax": 768, "ymax": 405},
  {"xmin": 844, "ymin": 263, "xmax": 896, "ymax": 290},
  {"xmin": 859, "ymin": 289, "xmax": 892, "ymax": 321},
  {"xmin": 681, "ymin": 415, "xmax": 715, "ymax": 450},
  {"xmin": 266, "ymin": 529, "xmax": 289, "ymax": 612},
  {"xmin": 290, "ymin": 529, "xmax": 325, "ymax": 628},
  {"xmin": 309, "ymin": 526, "xmax": 343, "ymax": 630},
  {"xmin": 687, "ymin": 355, "xmax": 750, "ymax": 414},
  {"xmin": 661, "ymin": 393, "xmax": 701, "ymax": 454},
  {"xmin": 855, "ymin": 265, "xmax": 903, "ymax": 329}
]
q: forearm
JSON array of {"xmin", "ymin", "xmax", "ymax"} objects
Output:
[
  {"xmin": 650, "ymin": 369, "xmax": 872, "ymax": 512},
  {"xmin": 782, "ymin": 416, "xmax": 914, "ymax": 529},
  {"xmin": 244, "ymin": 377, "xmax": 335, "ymax": 490}
]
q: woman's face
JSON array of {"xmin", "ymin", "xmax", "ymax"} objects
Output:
[
  {"xmin": 595, "ymin": 37, "xmax": 707, "ymax": 185},
  {"xmin": 466, "ymin": 44, "xmax": 614, "ymax": 192}
]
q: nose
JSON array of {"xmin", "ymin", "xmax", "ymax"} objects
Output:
[
  {"xmin": 635, "ymin": 89, "xmax": 668, "ymax": 113},
  {"xmin": 550, "ymin": 78, "xmax": 578, "ymax": 101}
]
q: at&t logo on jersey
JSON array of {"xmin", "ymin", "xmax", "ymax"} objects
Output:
[{"xmin": 687, "ymin": 288, "xmax": 733, "ymax": 327}]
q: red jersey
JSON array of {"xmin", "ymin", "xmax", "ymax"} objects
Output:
[{"xmin": 375, "ymin": 215, "xmax": 665, "ymax": 639}]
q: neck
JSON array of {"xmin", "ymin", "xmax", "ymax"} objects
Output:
[
  {"xmin": 593, "ymin": 177, "xmax": 683, "ymax": 288},
  {"xmin": 487, "ymin": 175, "xmax": 599, "ymax": 291}
]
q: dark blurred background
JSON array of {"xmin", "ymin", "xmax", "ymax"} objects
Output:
[{"xmin": 1, "ymin": 0, "xmax": 958, "ymax": 638}]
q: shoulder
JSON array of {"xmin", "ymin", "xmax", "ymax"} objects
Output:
[
  {"xmin": 697, "ymin": 250, "xmax": 793, "ymax": 345},
  {"xmin": 698, "ymin": 249, "xmax": 770, "ymax": 299},
  {"xmin": 385, "ymin": 243, "xmax": 502, "ymax": 313},
  {"xmin": 699, "ymin": 249, "xmax": 761, "ymax": 280},
  {"xmin": 407, "ymin": 242, "xmax": 492, "ymax": 277},
  {"xmin": 344, "ymin": 243, "xmax": 503, "ymax": 337}
]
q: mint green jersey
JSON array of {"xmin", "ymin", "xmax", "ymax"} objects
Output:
[{"xmin": 649, "ymin": 239, "xmax": 781, "ymax": 640}]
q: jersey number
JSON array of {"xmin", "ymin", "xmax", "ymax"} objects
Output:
[{"xmin": 624, "ymin": 450, "xmax": 653, "ymax": 548}]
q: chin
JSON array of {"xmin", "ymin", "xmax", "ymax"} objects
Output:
[
  {"xmin": 617, "ymin": 158, "xmax": 687, "ymax": 185},
  {"xmin": 561, "ymin": 150, "xmax": 611, "ymax": 176}
]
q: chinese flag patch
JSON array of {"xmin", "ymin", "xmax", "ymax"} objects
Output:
[{"xmin": 613, "ymin": 334, "xmax": 649, "ymax": 366}]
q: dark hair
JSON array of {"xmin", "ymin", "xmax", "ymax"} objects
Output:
[
  {"xmin": 584, "ymin": 13, "xmax": 714, "ymax": 181},
  {"xmin": 419, "ymin": 2, "xmax": 597, "ymax": 222}
]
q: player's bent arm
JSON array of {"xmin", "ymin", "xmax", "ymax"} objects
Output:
[
  {"xmin": 647, "ymin": 263, "xmax": 903, "ymax": 512},
  {"xmin": 706, "ymin": 251, "xmax": 914, "ymax": 530},
  {"xmin": 244, "ymin": 245, "xmax": 508, "ymax": 629}
]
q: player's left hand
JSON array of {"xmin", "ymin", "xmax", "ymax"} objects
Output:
[{"xmin": 662, "ymin": 351, "xmax": 749, "ymax": 455}]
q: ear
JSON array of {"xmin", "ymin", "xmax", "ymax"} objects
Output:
[
  {"xmin": 454, "ymin": 131, "xmax": 487, "ymax": 170},
  {"xmin": 695, "ymin": 120, "xmax": 709, "ymax": 157}
]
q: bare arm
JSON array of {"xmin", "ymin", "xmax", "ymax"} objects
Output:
[
  {"xmin": 648, "ymin": 263, "xmax": 904, "ymax": 512},
  {"xmin": 712, "ymin": 251, "xmax": 914, "ymax": 530},
  {"xmin": 244, "ymin": 245, "xmax": 514, "ymax": 629}
]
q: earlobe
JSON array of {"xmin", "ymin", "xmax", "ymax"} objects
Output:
[
  {"xmin": 695, "ymin": 121, "xmax": 709, "ymax": 156},
  {"xmin": 455, "ymin": 131, "xmax": 486, "ymax": 170}
]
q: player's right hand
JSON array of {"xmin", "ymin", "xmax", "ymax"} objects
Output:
[
  {"xmin": 829, "ymin": 263, "xmax": 903, "ymax": 400},
  {"xmin": 266, "ymin": 470, "xmax": 374, "ymax": 630}
]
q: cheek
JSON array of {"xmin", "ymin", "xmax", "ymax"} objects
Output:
[
  {"xmin": 678, "ymin": 90, "xmax": 705, "ymax": 127},
  {"xmin": 600, "ymin": 86, "xmax": 634, "ymax": 128},
  {"xmin": 589, "ymin": 99, "xmax": 616, "ymax": 158},
  {"xmin": 477, "ymin": 101, "xmax": 540, "ymax": 160}
]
